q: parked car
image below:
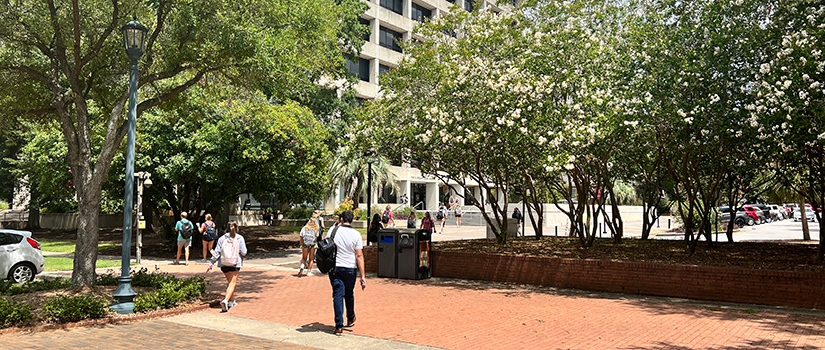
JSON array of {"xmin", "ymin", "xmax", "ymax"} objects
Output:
[
  {"xmin": 0, "ymin": 229, "xmax": 44, "ymax": 283},
  {"xmin": 741, "ymin": 205, "xmax": 766, "ymax": 225},
  {"xmin": 718, "ymin": 206, "xmax": 750, "ymax": 227},
  {"xmin": 794, "ymin": 207, "xmax": 817, "ymax": 222},
  {"xmin": 752, "ymin": 204, "xmax": 776, "ymax": 222},
  {"xmin": 769, "ymin": 205, "xmax": 786, "ymax": 220}
]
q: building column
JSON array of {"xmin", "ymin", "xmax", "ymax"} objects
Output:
[
  {"xmin": 370, "ymin": 57, "xmax": 379, "ymax": 84},
  {"xmin": 371, "ymin": 18, "xmax": 379, "ymax": 44},
  {"xmin": 426, "ymin": 182, "xmax": 438, "ymax": 211},
  {"xmin": 404, "ymin": 0, "xmax": 412, "ymax": 19}
]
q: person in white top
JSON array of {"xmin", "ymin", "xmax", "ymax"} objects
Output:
[{"xmin": 328, "ymin": 210, "xmax": 365, "ymax": 335}]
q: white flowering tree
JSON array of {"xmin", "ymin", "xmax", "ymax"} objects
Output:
[
  {"xmin": 358, "ymin": 0, "xmax": 632, "ymax": 245},
  {"xmin": 755, "ymin": 2, "xmax": 825, "ymax": 259},
  {"xmin": 629, "ymin": 0, "xmax": 770, "ymax": 252}
]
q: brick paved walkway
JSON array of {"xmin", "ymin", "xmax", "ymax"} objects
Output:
[
  {"xmin": 0, "ymin": 319, "xmax": 315, "ymax": 350},
  {"xmin": 158, "ymin": 263, "xmax": 825, "ymax": 350}
]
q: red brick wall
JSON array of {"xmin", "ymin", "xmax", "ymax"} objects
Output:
[{"xmin": 363, "ymin": 247, "xmax": 825, "ymax": 309}]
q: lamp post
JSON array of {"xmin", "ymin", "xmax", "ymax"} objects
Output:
[
  {"xmin": 135, "ymin": 172, "xmax": 152, "ymax": 264},
  {"xmin": 364, "ymin": 152, "xmax": 374, "ymax": 245},
  {"xmin": 111, "ymin": 17, "xmax": 149, "ymax": 315}
]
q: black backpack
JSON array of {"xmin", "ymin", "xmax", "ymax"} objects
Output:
[
  {"xmin": 204, "ymin": 222, "xmax": 217, "ymax": 239},
  {"xmin": 179, "ymin": 221, "xmax": 193, "ymax": 239},
  {"xmin": 436, "ymin": 211, "xmax": 444, "ymax": 220},
  {"xmin": 315, "ymin": 226, "xmax": 339, "ymax": 274},
  {"xmin": 382, "ymin": 210, "xmax": 390, "ymax": 224}
]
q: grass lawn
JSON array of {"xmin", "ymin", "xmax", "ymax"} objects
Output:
[
  {"xmin": 39, "ymin": 240, "xmax": 118, "ymax": 253},
  {"xmin": 43, "ymin": 256, "xmax": 126, "ymax": 271}
]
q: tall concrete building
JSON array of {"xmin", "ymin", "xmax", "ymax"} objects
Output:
[
  {"xmin": 348, "ymin": 0, "xmax": 503, "ymax": 100},
  {"xmin": 325, "ymin": 0, "xmax": 507, "ymax": 213}
]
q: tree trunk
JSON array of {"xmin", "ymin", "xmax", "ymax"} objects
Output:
[
  {"xmin": 72, "ymin": 190, "xmax": 101, "ymax": 288},
  {"xmin": 800, "ymin": 199, "xmax": 811, "ymax": 241},
  {"xmin": 27, "ymin": 187, "xmax": 40, "ymax": 229}
]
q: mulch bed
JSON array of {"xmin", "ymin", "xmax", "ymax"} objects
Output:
[
  {"xmin": 0, "ymin": 286, "xmax": 221, "ymax": 334},
  {"xmin": 434, "ymin": 236, "xmax": 825, "ymax": 273}
]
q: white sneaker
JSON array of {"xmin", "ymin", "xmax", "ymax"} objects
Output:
[
  {"xmin": 306, "ymin": 272, "xmax": 314, "ymax": 277},
  {"xmin": 229, "ymin": 301, "xmax": 237, "ymax": 309},
  {"xmin": 298, "ymin": 263, "xmax": 305, "ymax": 277},
  {"xmin": 220, "ymin": 299, "xmax": 228, "ymax": 312}
]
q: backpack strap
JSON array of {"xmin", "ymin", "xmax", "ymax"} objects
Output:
[{"xmin": 328, "ymin": 225, "xmax": 340, "ymax": 240}]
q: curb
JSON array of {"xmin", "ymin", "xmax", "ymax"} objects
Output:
[{"xmin": 0, "ymin": 302, "xmax": 210, "ymax": 336}]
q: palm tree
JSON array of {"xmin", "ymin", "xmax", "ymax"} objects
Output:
[{"xmin": 327, "ymin": 147, "xmax": 400, "ymax": 207}]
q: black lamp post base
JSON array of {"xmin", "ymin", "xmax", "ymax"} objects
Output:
[{"xmin": 110, "ymin": 276, "xmax": 136, "ymax": 314}]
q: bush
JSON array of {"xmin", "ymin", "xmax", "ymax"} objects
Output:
[
  {"xmin": 0, "ymin": 299, "xmax": 33, "ymax": 328},
  {"xmin": 284, "ymin": 205, "xmax": 315, "ymax": 220},
  {"xmin": 42, "ymin": 295, "xmax": 108, "ymax": 323},
  {"xmin": 333, "ymin": 197, "xmax": 363, "ymax": 220},
  {"xmin": 97, "ymin": 267, "xmax": 179, "ymax": 288},
  {"xmin": 0, "ymin": 278, "xmax": 71, "ymax": 296},
  {"xmin": 0, "ymin": 201, "xmax": 8, "ymax": 210},
  {"xmin": 134, "ymin": 276, "xmax": 206, "ymax": 313},
  {"xmin": 393, "ymin": 206, "xmax": 422, "ymax": 220}
]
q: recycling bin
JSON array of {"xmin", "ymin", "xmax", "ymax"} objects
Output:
[
  {"xmin": 397, "ymin": 229, "xmax": 432, "ymax": 280},
  {"xmin": 377, "ymin": 229, "xmax": 398, "ymax": 278}
]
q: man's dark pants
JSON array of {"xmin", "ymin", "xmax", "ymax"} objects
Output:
[{"xmin": 329, "ymin": 267, "xmax": 357, "ymax": 329}]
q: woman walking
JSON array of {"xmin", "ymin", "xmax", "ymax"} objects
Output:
[
  {"xmin": 420, "ymin": 211, "xmax": 435, "ymax": 232},
  {"xmin": 199, "ymin": 214, "xmax": 218, "ymax": 263},
  {"xmin": 454, "ymin": 205, "xmax": 463, "ymax": 228},
  {"xmin": 207, "ymin": 220, "xmax": 247, "ymax": 312},
  {"xmin": 299, "ymin": 212, "xmax": 321, "ymax": 277},
  {"xmin": 367, "ymin": 213, "xmax": 383, "ymax": 245}
]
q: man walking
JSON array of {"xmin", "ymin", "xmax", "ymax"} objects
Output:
[{"xmin": 329, "ymin": 210, "xmax": 366, "ymax": 335}]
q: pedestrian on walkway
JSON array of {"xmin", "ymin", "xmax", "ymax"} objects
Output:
[
  {"xmin": 207, "ymin": 220, "xmax": 248, "ymax": 312},
  {"xmin": 454, "ymin": 204, "xmax": 462, "ymax": 228},
  {"xmin": 420, "ymin": 211, "xmax": 435, "ymax": 232},
  {"xmin": 406, "ymin": 211, "xmax": 417, "ymax": 228},
  {"xmin": 437, "ymin": 203, "xmax": 448, "ymax": 234},
  {"xmin": 382, "ymin": 205, "xmax": 396, "ymax": 228},
  {"xmin": 328, "ymin": 210, "xmax": 366, "ymax": 335},
  {"xmin": 174, "ymin": 211, "xmax": 194, "ymax": 265},
  {"xmin": 513, "ymin": 207, "xmax": 523, "ymax": 230},
  {"xmin": 298, "ymin": 212, "xmax": 320, "ymax": 277},
  {"xmin": 199, "ymin": 213, "xmax": 218, "ymax": 263},
  {"xmin": 367, "ymin": 213, "xmax": 382, "ymax": 245}
]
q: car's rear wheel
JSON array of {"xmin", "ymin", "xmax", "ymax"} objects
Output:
[
  {"xmin": 747, "ymin": 217, "xmax": 755, "ymax": 226},
  {"xmin": 735, "ymin": 218, "xmax": 745, "ymax": 227},
  {"xmin": 9, "ymin": 262, "xmax": 35, "ymax": 283}
]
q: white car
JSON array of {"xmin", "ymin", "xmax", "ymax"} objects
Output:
[
  {"xmin": 794, "ymin": 208, "xmax": 817, "ymax": 222},
  {"xmin": 770, "ymin": 205, "xmax": 785, "ymax": 220},
  {"xmin": 0, "ymin": 229, "xmax": 45, "ymax": 283}
]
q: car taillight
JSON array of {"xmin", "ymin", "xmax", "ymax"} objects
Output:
[{"xmin": 27, "ymin": 238, "xmax": 40, "ymax": 250}]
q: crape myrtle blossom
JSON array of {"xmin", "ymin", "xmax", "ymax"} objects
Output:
[{"xmin": 353, "ymin": 0, "xmax": 630, "ymax": 243}]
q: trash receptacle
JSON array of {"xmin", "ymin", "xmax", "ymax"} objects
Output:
[
  {"xmin": 377, "ymin": 229, "xmax": 398, "ymax": 278},
  {"xmin": 397, "ymin": 229, "xmax": 432, "ymax": 280}
]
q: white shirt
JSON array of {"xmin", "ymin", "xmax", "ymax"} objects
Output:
[{"xmin": 332, "ymin": 224, "xmax": 363, "ymax": 269}]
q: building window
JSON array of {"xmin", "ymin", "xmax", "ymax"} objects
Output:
[
  {"xmin": 380, "ymin": 0, "xmax": 403, "ymax": 15},
  {"xmin": 464, "ymin": 0, "xmax": 474, "ymax": 12},
  {"xmin": 359, "ymin": 18, "xmax": 371, "ymax": 42},
  {"xmin": 379, "ymin": 184, "xmax": 398, "ymax": 204},
  {"xmin": 411, "ymin": 3, "xmax": 432, "ymax": 22},
  {"xmin": 346, "ymin": 57, "xmax": 371, "ymax": 82},
  {"xmin": 379, "ymin": 64, "xmax": 393, "ymax": 76},
  {"xmin": 379, "ymin": 26, "xmax": 403, "ymax": 53}
]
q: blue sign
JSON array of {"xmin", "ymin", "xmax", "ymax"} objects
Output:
[{"xmin": 380, "ymin": 235, "xmax": 394, "ymax": 243}]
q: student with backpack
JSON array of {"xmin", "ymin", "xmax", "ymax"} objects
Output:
[
  {"xmin": 382, "ymin": 205, "xmax": 395, "ymax": 228},
  {"xmin": 174, "ymin": 211, "xmax": 194, "ymax": 265},
  {"xmin": 199, "ymin": 214, "xmax": 218, "ymax": 263},
  {"xmin": 437, "ymin": 203, "xmax": 448, "ymax": 234},
  {"xmin": 326, "ymin": 210, "xmax": 365, "ymax": 336},
  {"xmin": 206, "ymin": 220, "xmax": 247, "ymax": 312},
  {"xmin": 298, "ymin": 212, "xmax": 321, "ymax": 277}
]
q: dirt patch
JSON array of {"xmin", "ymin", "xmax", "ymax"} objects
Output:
[{"xmin": 434, "ymin": 236, "xmax": 825, "ymax": 273}]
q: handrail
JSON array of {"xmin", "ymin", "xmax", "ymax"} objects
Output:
[{"xmin": 413, "ymin": 201, "xmax": 425, "ymax": 210}]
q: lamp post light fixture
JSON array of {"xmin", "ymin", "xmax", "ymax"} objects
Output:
[{"xmin": 111, "ymin": 17, "xmax": 149, "ymax": 315}]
